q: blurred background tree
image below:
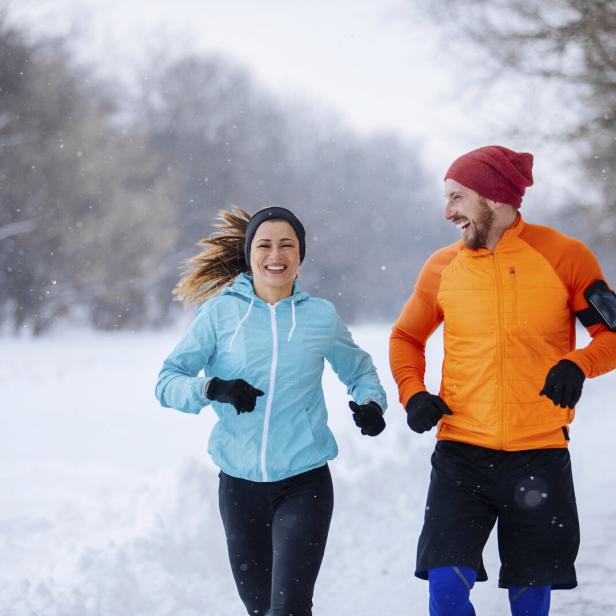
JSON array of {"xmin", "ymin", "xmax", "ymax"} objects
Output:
[
  {"xmin": 418, "ymin": 0, "xmax": 615, "ymax": 244},
  {"xmin": 0, "ymin": 9, "xmax": 440, "ymax": 333},
  {"xmin": 3, "ymin": 1, "xmax": 613, "ymax": 335},
  {"xmin": 0, "ymin": 10, "xmax": 174, "ymax": 333}
]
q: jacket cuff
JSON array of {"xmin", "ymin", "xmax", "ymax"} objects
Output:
[
  {"xmin": 400, "ymin": 385, "xmax": 428, "ymax": 408},
  {"xmin": 561, "ymin": 352, "xmax": 590, "ymax": 378},
  {"xmin": 358, "ymin": 392, "xmax": 386, "ymax": 411},
  {"xmin": 201, "ymin": 377, "xmax": 213, "ymax": 402}
]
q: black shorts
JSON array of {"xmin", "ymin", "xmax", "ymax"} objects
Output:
[{"xmin": 415, "ymin": 441, "xmax": 580, "ymax": 589}]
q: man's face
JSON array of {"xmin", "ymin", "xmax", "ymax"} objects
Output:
[{"xmin": 444, "ymin": 178, "xmax": 494, "ymax": 250}]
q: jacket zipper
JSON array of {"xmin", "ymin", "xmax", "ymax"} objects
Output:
[
  {"xmin": 260, "ymin": 303, "xmax": 279, "ymax": 481},
  {"xmin": 492, "ymin": 253, "xmax": 506, "ymax": 448},
  {"xmin": 509, "ymin": 267, "xmax": 517, "ymax": 327}
]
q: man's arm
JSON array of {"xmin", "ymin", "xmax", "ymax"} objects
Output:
[
  {"xmin": 563, "ymin": 242, "xmax": 616, "ymax": 377},
  {"xmin": 390, "ymin": 245, "xmax": 457, "ymax": 406}
]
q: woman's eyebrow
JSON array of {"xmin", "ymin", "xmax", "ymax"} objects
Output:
[{"xmin": 256, "ymin": 237, "xmax": 296, "ymax": 243}]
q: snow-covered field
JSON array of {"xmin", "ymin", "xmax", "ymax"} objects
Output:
[{"xmin": 2, "ymin": 324, "xmax": 616, "ymax": 616}]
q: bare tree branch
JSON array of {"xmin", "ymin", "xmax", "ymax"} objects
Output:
[{"xmin": 0, "ymin": 219, "xmax": 36, "ymax": 241}]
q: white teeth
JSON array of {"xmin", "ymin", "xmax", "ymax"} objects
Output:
[
  {"xmin": 266, "ymin": 265, "xmax": 285, "ymax": 271},
  {"xmin": 456, "ymin": 221, "xmax": 470, "ymax": 230}
]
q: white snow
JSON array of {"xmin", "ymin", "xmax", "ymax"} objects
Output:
[{"xmin": 2, "ymin": 324, "xmax": 616, "ymax": 615}]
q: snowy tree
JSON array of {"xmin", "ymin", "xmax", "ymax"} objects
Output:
[
  {"xmin": 417, "ymin": 0, "xmax": 615, "ymax": 242},
  {"xmin": 1, "ymin": 14, "xmax": 441, "ymax": 332},
  {"xmin": 139, "ymin": 54, "xmax": 438, "ymax": 322},
  {"xmin": 0, "ymin": 14, "xmax": 174, "ymax": 333}
]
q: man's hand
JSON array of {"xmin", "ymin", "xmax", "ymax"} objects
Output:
[
  {"xmin": 405, "ymin": 391, "xmax": 453, "ymax": 433},
  {"xmin": 349, "ymin": 401, "xmax": 386, "ymax": 436},
  {"xmin": 206, "ymin": 377, "xmax": 264, "ymax": 414},
  {"xmin": 539, "ymin": 360, "xmax": 585, "ymax": 409}
]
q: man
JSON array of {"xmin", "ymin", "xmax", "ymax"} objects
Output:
[{"xmin": 390, "ymin": 145, "xmax": 616, "ymax": 616}]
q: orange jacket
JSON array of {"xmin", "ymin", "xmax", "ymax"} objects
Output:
[{"xmin": 390, "ymin": 215, "xmax": 616, "ymax": 450}]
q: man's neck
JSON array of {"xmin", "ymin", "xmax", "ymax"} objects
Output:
[{"xmin": 485, "ymin": 210, "xmax": 519, "ymax": 251}]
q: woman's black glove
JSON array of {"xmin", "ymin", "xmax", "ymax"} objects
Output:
[
  {"xmin": 349, "ymin": 401, "xmax": 386, "ymax": 436},
  {"xmin": 206, "ymin": 377, "xmax": 264, "ymax": 414},
  {"xmin": 406, "ymin": 391, "xmax": 453, "ymax": 433},
  {"xmin": 539, "ymin": 359, "xmax": 585, "ymax": 409}
]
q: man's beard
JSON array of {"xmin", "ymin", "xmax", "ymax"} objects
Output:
[{"xmin": 464, "ymin": 198, "xmax": 494, "ymax": 249}]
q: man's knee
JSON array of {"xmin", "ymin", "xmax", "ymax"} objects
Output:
[
  {"xmin": 508, "ymin": 585, "xmax": 551, "ymax": 616},
  {"xmin": 429, "ymin": 566, "xmax": 477, "ymax": 616}
]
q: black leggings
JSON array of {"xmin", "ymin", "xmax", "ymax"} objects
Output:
[{"xmin": 218, "ymin": 464, "xmax": 334, "ymax": 616}]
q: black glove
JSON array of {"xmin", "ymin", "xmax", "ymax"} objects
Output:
[
  {"xmin": 406, "ymin": 391, "xmax": 453, "ymax": 433},
  {"xmin": 539, "ymin": 359, "xmax": 585, "ymax": 409},
  {"xmin": 206, "ymin": 377, "xmax": 264, "ymax": 414},
  {"xmin": 349, "ymin": 401, "xmax": 386, "ymax": 436}
]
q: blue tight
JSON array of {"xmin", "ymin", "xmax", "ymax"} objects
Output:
[
  {"xmin": 429, "ymin": 566, "xmax": 477, "ymax": 616},
  {"xmin": 508, "ymin": 585, "xmax": 551, "ymax": 616},
  {"xmin": 428, "ymin": 567, "xmax": 551, "ymax": 616}
]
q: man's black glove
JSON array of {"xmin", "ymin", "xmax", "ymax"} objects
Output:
[
  {"xmin": 348, "ymin": 401, "xmax": 386, "ymax": 436},
  {"xmin": 406, "ymin": 391, "xmax": 453, "ymax": 433},
  {"xmin": 539, "ymin": 359, "xmax": 585, "ymax": 409},
  {"xmin": 206, "ymin": 377, "xmax": 264, "ymax": 414}
]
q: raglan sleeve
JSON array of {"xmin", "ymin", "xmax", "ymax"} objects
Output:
[
  {"xmin": 389, "ymin": 252, "xmax": 446, "ymax": 406},
  {"xmin": 325, "ymin": 309, "xmax": 388, "ymax": 412},
  {"xmin": 154, "ymin": 305, "xmax": 217, "ymax": 413}
]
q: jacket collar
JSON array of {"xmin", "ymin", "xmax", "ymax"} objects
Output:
[
  {"xmin": 462, "ymin": 213, "xmax": 524, "ymax": 257},
  {"xmin": 222, "ymin": 272, "xmax": 310, "ymax": 304}
]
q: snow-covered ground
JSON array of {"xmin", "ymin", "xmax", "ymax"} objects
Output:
[{"xmin": 2, "ymin": 324, "xmax": 616, "ymax": 615}]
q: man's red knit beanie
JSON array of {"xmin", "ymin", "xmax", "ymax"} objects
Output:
[{"xmin": 444, "ymin": 145, "xmax": 534, "ymax": 208}]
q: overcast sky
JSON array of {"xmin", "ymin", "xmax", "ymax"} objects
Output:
[{"xmin": 9, "ymin": 0, "xmax": 557, "ymax": 202}]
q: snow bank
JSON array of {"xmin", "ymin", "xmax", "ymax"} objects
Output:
[{"xmin": 1, "ymin": 325, "xmax": 615, "ymax": 615}]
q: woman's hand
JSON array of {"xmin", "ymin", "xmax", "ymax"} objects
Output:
[
  {"xmin": 206, "ymin": 377, "xmax": 264, "ymax": 414},
  {"xmin": 349, "ymin": 401, "xmax": 386, "ymax": 436}
]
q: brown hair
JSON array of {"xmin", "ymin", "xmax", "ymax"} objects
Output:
[{"xmin": 173, "ymin": 206, "xmax": 251, "ymax": 307}]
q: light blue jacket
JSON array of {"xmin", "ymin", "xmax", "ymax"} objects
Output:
[{"xmin": 155, "ymin": 273, "xmax": 387, "ymax": 482}]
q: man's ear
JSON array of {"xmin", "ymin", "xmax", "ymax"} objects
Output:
[{"xmin": 491, "ymin": 201, "xmax": 517, "ymax": 215}]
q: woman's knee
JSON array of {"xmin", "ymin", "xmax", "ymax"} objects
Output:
[{"xmin": 270, "ymin": 589, "xmax": 312, "ymax": 616}]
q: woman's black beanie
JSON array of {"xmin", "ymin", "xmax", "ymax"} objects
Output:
[{"xmin": 244, "ymin": 206, "xmax": 306, "ymax": 267}]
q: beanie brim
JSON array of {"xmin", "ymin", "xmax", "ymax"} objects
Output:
[{"xmin": 445, "ymin": 146, "xmax": 534, "ymax": 208}]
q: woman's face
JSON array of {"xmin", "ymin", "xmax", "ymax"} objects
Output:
[{"xmin": 250, "ymin": 220, "xmax": 301, "ymax": 301}]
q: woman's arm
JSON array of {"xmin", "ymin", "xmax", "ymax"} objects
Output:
[
  {"xmin": 326, "ymin": 312, "xmax": 387, "ymax": 412},
  {"xmin": 155, "ymin": 307, "xmax": 216, "ymax": 413}
]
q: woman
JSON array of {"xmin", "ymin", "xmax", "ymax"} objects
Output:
[{"xmin": 155, "ymin": 206, "xmax": 387, "ymax": 616}]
